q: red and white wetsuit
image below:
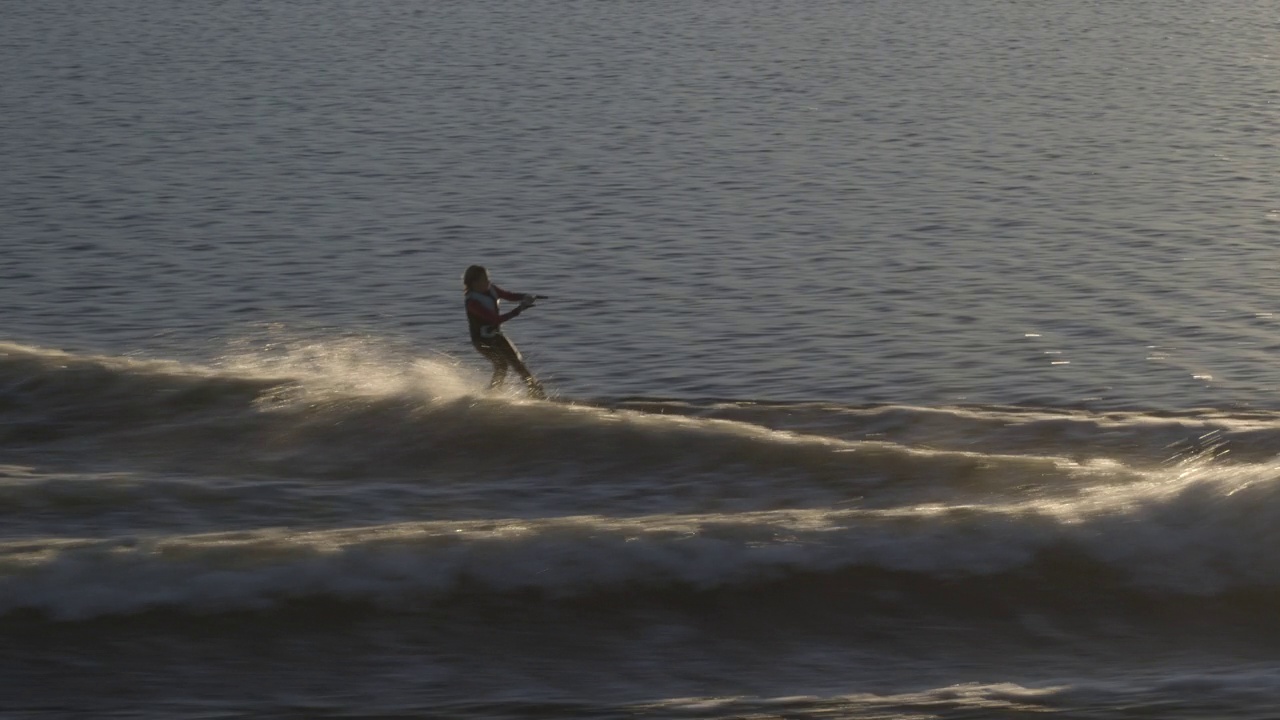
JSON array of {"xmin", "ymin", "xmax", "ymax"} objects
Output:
[{"xmin": 465, "ymin": 285, "xmax": 526, "ymax": 342}]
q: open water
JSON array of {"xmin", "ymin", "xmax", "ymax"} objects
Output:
[{"xmin": 3, "ymin": 1, "xmax": 1280, "ymax": 717}]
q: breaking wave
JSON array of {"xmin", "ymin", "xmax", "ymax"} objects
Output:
[{"xmin": 3, "ymin": 341, "xmax": 1280, "ymax": 626}]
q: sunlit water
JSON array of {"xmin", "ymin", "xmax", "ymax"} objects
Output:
[{"xmin": 3, "ymin": 0, "xmax": 1280, "ymax": 717}]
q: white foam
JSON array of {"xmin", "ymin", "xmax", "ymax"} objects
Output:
[
  {"xmin": 641, "ymin": 682, "xmax": 1068, "ymax": 716},
  {"xmin": 217, "ymin": 335, "xmax": 482, "ymax": 404}
]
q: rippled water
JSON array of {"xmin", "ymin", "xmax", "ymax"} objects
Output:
[
  {"xmin": 4, "ymin": 1, "xmax": 1280, "ymax": 717},
  {"xmin": 5, "ymin": 0, "xmax": 1279, "ymax": 407}
]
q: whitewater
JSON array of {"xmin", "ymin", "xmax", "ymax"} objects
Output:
[{"xmin": 5, "ymin": 339, "xmax": 1280, "ymax": 717}]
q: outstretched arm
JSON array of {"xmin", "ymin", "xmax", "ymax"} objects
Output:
[{"xmin": 491, "ymin": 284, "xmax": 526, "ymax": 302}]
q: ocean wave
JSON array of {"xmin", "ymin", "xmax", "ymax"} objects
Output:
[
  {"xmin": 635, "ymin": 684, "xmax": 1069, "ymax": 719},
  {"xmin": 6, "ymin": 341, "xmax": 1280, "ymax": 622},
  {"xmin": 5, "ymin": 340, "xmax": 1278, "ymax": 469},
  {"xmin": 3, "ymin": 340, "xmax": 1269, "ymax": 488},
  {"xmin": 8, "ymin": 462, "xmax": 1280, "ymax": 621},
  {"xmin": 0, "ymin": 341, "xmax": 1120, "ymax": 495},
  {"xmin": 627, "ymin": 674, "xmax": 1280, "ymax": 720}
]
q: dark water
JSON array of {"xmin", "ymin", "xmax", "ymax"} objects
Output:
[{"xmin": 4, "ymin": 0, "xmax": 1280, "ymax": 717}]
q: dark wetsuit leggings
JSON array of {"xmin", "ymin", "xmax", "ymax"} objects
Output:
[{"xmin": 473, "ymin": 335, "xmax": 545, "ymax": 399}]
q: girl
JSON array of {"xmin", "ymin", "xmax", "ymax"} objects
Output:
[{"xmin": 462, "ymin": 265, "xmax": 546, "ymax": 399}]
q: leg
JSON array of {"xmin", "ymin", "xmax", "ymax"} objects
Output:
[
  {"xmin": 492, "ymin": 336, "xmax": 545, "ymax": 399},
  {"xmin": 473, "ymin": 341, "xmax": 509, "ymax": 389}
]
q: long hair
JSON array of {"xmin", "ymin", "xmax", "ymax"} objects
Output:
[{"xmin": 462, "ymin": 265, "xmax": 487, "ymax": 292}]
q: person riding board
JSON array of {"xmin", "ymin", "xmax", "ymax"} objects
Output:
[{"xmin": 462, "ymin": 265, "xmax": 546, "ymax": 399}]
